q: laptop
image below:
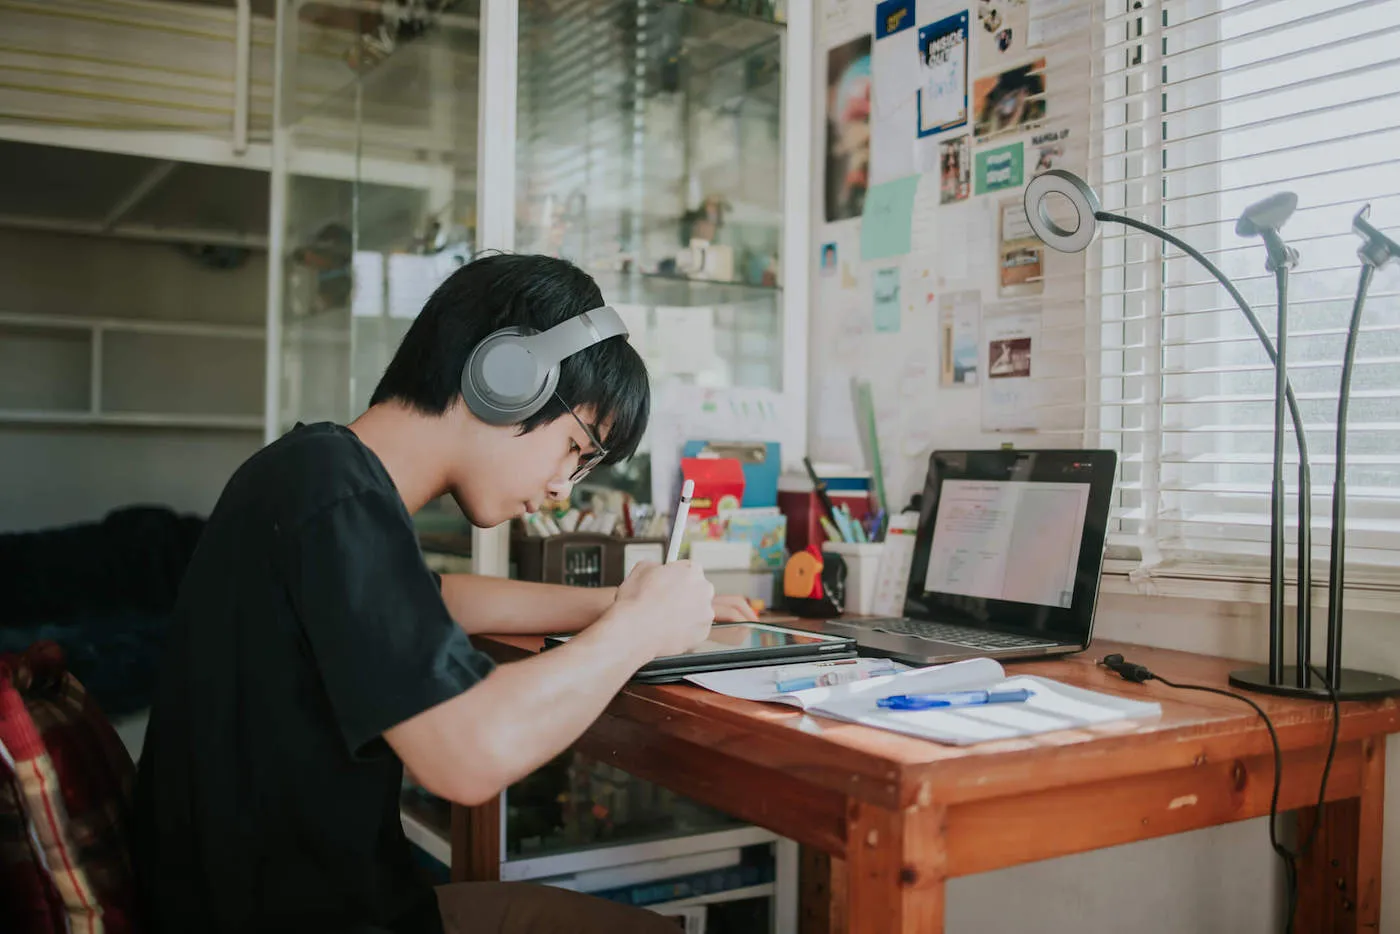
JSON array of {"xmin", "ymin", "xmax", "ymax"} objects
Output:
[{"xmin": 801, "ymin": 449, "xmax": 1117, "ymax": 665}]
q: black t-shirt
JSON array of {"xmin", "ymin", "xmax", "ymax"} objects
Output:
[{"xmin": 133, "ymin": 422, "xmax": 494, "ymax": 933}]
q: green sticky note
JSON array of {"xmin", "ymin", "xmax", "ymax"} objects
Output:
[
  {"xmin": 873, "ymin": 267, "xmax": 901, "ymax": 332},
  {"xmin": 860, "ymin": 175, "xmax": 921, "ymax": 261},
  {"xmin": 975, "ymin": 142, "xmax": 1024, "ymax": 194}
]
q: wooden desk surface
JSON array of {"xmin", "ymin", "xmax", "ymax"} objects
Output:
[{"xmin": 463, "ymin": 633, "xmax": 1400, "ymax": 932}]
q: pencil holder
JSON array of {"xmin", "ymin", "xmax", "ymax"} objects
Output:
[{"xmin": 510, "ymin": 533, "xmax": 667, "ymax": 588}]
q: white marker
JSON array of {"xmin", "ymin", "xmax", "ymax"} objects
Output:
[{"xmin": 666, "ymin": 479, "xmax": 695, "ymax": 563}]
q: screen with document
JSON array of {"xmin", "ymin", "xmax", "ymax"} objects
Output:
[
  {"xmin": 922, "ymin": 480, "xmax": 1090, "ymax": 608},
  {"xmin": 903, "ymin": 450, "xmax": 1117, "ymax": 640}
]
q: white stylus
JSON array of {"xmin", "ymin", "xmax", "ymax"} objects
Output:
[{"xmin": 666, "ymin": 479, "xmax": 695, "ymax": 563}]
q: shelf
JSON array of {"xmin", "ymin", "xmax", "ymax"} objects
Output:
[
  {"xmin": 400, "ymin": 804, "xmax": 452, "ymax": 867},
  {"xmin": 649, "ymin": 882, "xmax": 776, "ymax": 911},
  {"xmin": 0, "ymin": 410, "xmax": 263, "ymax": 431},
  {"xmin": 0, "ymin": 312, "xmax": 264, "ymax": 341},
  {"xmin": 500, "ymin": 825, "xmax": 778, "ymax": 883}
]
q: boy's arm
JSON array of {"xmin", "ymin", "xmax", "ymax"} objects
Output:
[
  {"xmin": 385, "ymin": 564, "xmax": 712, "ymax": 805},
  {"xmin": 439, "ymin": 573, "xmax": 757, "ymax": 636}
]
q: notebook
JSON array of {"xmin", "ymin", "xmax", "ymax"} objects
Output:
[{"xmin": 685, "ymin": 657, "xmax": 1162, "ymax": 746}]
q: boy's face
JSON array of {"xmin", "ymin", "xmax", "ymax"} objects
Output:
[{"xmin": 448, "ymin": 404, "xmax": 606, "ymax": 528}]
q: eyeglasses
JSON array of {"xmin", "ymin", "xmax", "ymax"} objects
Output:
[{"xmin": 557, "ymin": 393, "xmax": 608, "ymax": 483}]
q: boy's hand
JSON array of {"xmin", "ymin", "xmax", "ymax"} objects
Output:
[
  {"xmin": 712, "ymin": 594, "xmax": 759, "ymax": 622},
  {"xmin": 612, "ymin": 561, "xmax": 715, "ymax": 659}
]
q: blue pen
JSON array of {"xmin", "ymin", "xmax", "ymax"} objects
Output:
[{"xmin": 876, "ymin": 688, "xmax": 1034, "ymax": 710}]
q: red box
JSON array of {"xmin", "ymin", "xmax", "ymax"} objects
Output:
[
  {"xmin": 680, "ymin": 457, "xmax": 746, "ymax": 519},
  {"xmin": 777, "ymin": 487, "xmax": 874, "ymax": 553}
]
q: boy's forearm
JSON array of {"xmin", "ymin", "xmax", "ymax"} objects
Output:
[
  {"xmin": 386, "ymin": 603, "xmax": 653, "ymax": 804},
  {"xmin": 440, "ymin": 573, "xmax": 616, "ymax": 635}
]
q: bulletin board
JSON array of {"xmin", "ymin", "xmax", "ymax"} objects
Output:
[{"xmin": 812, "ymin": 0, "xmax": 1096, "ymax": 512}]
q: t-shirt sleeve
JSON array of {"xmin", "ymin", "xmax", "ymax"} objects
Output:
[{"xmin": 286, "ymin": 490, "xmax": 495, "ymax": 755}]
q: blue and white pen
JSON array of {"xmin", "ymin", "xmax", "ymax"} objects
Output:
[{"xmin": 876, "ymin": 688, "xmax": 1034, "ymax": 710}]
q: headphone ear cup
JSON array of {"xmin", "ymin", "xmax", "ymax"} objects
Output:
[{"xmin": 461, "ymin": 326, "xmax": 559, "ymax": 425}]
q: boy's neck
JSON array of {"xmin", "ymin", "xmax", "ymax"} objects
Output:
[{"xmin": 347, "ymin": 403, "xmax": 453, "ymax": 515}]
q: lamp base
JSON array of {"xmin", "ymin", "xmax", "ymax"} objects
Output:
[{"xmin": 1228, "ymin": 665, "xmax": 1400, "ymax": 700}]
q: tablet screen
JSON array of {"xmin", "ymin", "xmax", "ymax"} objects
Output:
[{"xmin": 674, "ymin": 622, "xmax": 843, "ymax": 657}]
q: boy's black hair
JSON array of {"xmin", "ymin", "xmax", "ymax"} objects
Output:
[{"xmin": 369, "ymin": 252, "xmax": 650, "ymax": 464}]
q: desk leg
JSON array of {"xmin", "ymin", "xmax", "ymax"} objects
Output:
[
  {"xmin": 449, "ymin": 796, "xmax": 501, "ymax": 883},
  {"xmin": 1296, "ymin": 737, "xmax": 1385, "ymax": 934},
  {"xmin": 844, "ymin": 801, "xmax": 946, "ymax": 934},
  {"xmin": 799, "ymin": 847, "xmax": 846, "ymax": 934}
]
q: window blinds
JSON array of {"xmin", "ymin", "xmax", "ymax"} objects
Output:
[{"xmin": 1076, "ymin": 0, "xmax": 1400, "ymax": 586}]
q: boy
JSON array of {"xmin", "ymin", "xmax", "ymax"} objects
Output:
[{"xmin": 133, "ymin": 253, "xmax": 757, "ymax": 933}]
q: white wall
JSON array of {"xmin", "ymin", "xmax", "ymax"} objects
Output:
[
  {"xmin": 805, "ymin": 7, "xmax": 1399, "ymax": 932},
  {"xmin": 0, "ymin": 229, "xmax": 265, "ymax": 532}
]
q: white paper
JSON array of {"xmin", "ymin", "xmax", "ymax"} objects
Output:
[
  {"xmin": 823, "ymin": 0, "xmax": 865, "ymax": 43},
  {"xmin": 871, "ymin": 511, "xmax": 921, "ymax": 615},
  {"xmin": 815, "ymin": 374, "xmax": 860, "ymax": 446},
  {"xmin": 350, "ymin": 252, "xmax": 384, "ymax": 318},
  {"xmin": 873, "ymin": 13, "xmax": 922, "ymax": 117},
  {"xmin": 870, "ymin": 102, "xmax": 919, "ymax": 185},
  {"xmin": 939, "ymin": 290, "xmax": 981, "ymax": 386},
  {"xmin": 654, "ymin": 305, "xmax": 716, "ymax": 374},
  {"xmin": 981, "ymin": 311, "xmax": 1041, "ymax": 431},
  {"xmin": 387, "ymin": 253, "xmax": 443, "ymax": 320},
  {"xmin": 910, "ymin": 173, "xmax": 942, "ymax": 256},
  {"xmin": 1029, "ymin": 0, "xmax": 1092, "ymax": 48}
]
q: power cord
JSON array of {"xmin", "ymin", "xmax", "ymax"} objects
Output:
[{"xmin": 1098, "ymin": 653, "xmax": 1340, "ymax": 934}]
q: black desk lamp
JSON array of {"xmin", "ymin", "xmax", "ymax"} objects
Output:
[{"xmin": 1022, "ymin": 170, "xmax": 1400, "ymax": 700}]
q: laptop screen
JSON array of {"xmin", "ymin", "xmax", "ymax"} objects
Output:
[{"xmin": 904, "ymin": 450, "xmax": 1117, "ymax": 641}]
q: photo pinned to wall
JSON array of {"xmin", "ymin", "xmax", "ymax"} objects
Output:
[
  {"xmin": 975, "ymin": 141, "xmax": 1024, "ymax": 194},
  {"xmin": 997, "ymin": 197, "xmax": 1044, "ymax": 298},
  {"xmin": 975, "ymin": 0, "xmax": 1029, "ymax": 63},
  {"xmin": 973, "ymin": 58, "xmax": 1046, "ymax": 141},
  {"xmin": 825, "ymin": 35, "xmax": 872, "ymax": 222},
  {"xmin": 820, "ymin": 241, "xmax": 839, "ymax": 275},
  {"xmin": 1032, "ymin": 127, "xmax": 1069, "ymax": 173},
  {"xmin": 916, "ymin": 11, "xmax": 969, "ymax": 138},
  {"xmin": 873, "ymin": 266, "xmax": 902, "ymax": 332},
  {"xmin": 939, "ymin": 290, "xmax": 981, "ymax": 386},
  {"xmin": 981, "ymin": 311, "xmax": 1040, "ymax": 431},
  {"xmin": 939, "ymin": 135, "xmax": 971, "ymax": 203}
]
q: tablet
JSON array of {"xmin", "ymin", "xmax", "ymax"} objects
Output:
[{"xmin": 544, "ymin": 622, "xmax": 857, "ymax": 683}]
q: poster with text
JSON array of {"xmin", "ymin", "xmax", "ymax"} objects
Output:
[
  {"xmin": 973, "ymin": 58, "xmax": 1046, "ymax": 141},
  {"xmin": 825, "ymin": 35, "xmax": 872, "ymax": 222},
  {"xmin": 975, "ymin": 141, "xmax": 1024, "ymax": 194},
  {"xmin": 871, "ymin": 0, "xmax": 920, "ymax": 183},
  {"xmin": 916, "ymin": 11, "xmax": 969, "ymax": 138},
  {"xmin": 997, "ymin": 197, "xmax": 1044, "ymax": 297},
  {"xmin": 981, "ymin": 311, "xmax": 1040, "ymax": 431},
  {"xmin": 939, "ymin": 290, "xmax": 981, "ymax": 385}
]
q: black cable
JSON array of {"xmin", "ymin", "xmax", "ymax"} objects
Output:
[{"xmin": 1100, "ymin": 656, "xmax": 1340, "ymax": 934}]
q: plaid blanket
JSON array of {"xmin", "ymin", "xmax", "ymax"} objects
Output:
[{"xmin": 0, "ymin": 641, "xmax": 140, "ymax": 933}]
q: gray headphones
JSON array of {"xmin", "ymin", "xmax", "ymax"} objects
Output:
[{"xmin": 460, "ymin": 305, "xmax": 629, "ymax": 425}]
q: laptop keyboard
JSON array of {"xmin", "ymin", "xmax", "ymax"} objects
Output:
[{"xmin": 869, "ymin": 618, "xmax": 1059, "ymax": 651}]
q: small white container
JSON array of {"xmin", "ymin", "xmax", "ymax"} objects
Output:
[{"xmin": 821, "ymin": 542, "xmax": 885, "ymax": 615}]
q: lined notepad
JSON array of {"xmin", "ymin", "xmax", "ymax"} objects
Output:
[{"xmin": 687, "ymin": 658, "xmax": 1162, "ymax": 746}]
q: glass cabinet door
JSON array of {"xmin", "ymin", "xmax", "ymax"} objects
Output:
[
  {"xmin": 270, "ymin": 1, "xmax": 481, "ymax": 438},
  {"xmin": 514, "ymin": 0, "xmax": 788, "ymax": 396}
]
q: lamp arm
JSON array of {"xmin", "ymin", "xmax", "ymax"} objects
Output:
[
  {"xmin": 1099, "ymin": 210, "xmax": 1312, "ymax": 681},
  {"xmin": 1327, "ymin": 264, "xmax": 1375, "ymax": 685}
]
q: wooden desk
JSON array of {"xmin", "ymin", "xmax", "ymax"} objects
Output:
[{"xmin": 450, "ymin": 637, "xmax": 1399, "ymax": 933}]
